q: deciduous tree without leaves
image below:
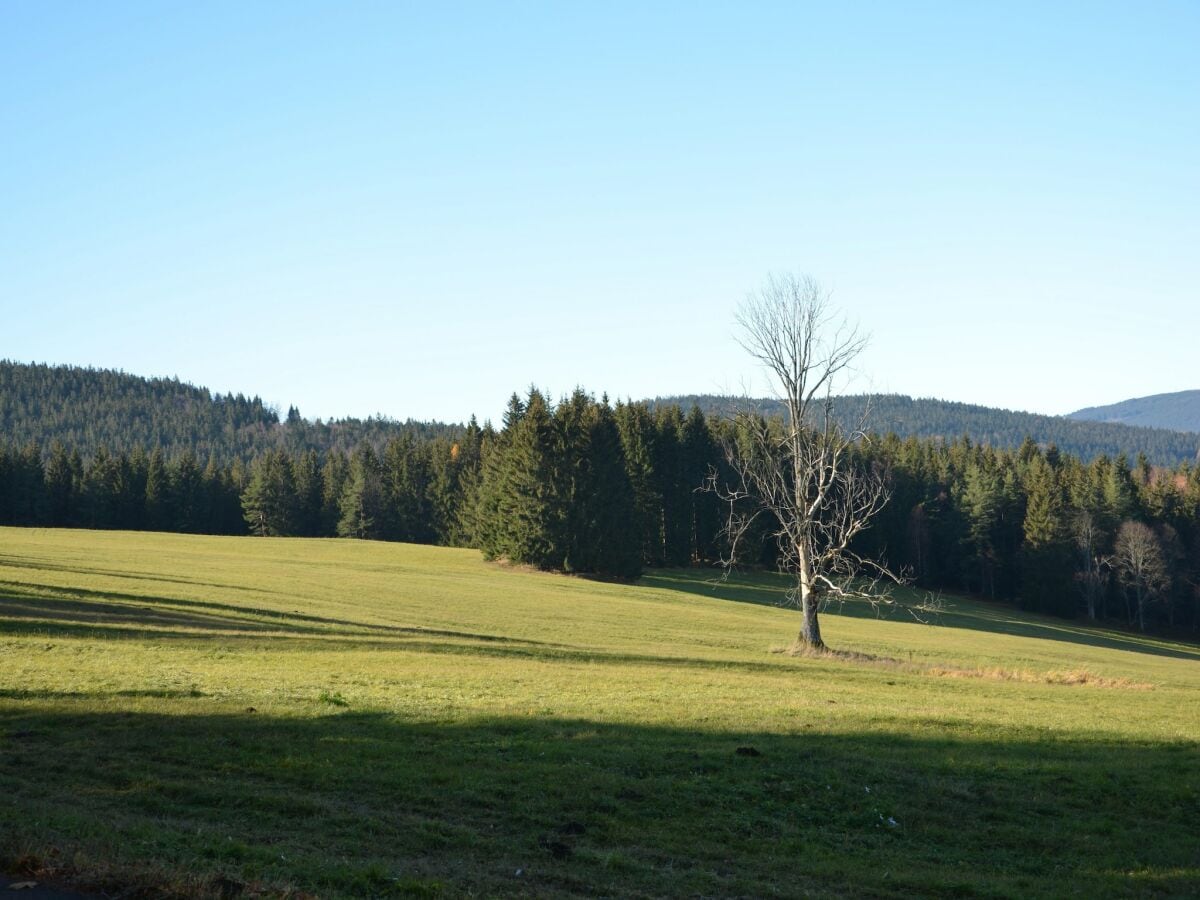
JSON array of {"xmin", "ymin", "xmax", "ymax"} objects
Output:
[{"xmin": 711, "ymin": 273, "xmax": 901, "ymax": 651}]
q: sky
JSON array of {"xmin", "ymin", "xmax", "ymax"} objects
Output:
[{"xmin": 2, "ymin": 1, "xmax": 1197, "ymax": 425}]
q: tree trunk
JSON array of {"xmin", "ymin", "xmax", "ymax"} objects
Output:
[
  {"xmin": 798, "ymin": 589, "xmax": 824, "ymax": 649},
  {"xmin": 794, "ymin": 545, "xmax": 825, "ymax": 650}
]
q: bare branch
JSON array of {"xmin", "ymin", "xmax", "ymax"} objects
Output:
[{"xmin": 712, "ymin": 272, "xmax": 905, "ymax": 650}]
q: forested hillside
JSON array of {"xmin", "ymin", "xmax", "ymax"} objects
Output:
[
  {"xmin": 4, "ymin": 384, "xmax": 1200, "ymax": 636},
  {"xmin": 0, "ymin": 361, "xmax": 460, "ymax": 461},
  {"xmin": 7, "ymin": 362, "xmax": 1198, "ymax": 467},
  {"xmin": 4, "ymin": 362, "xmax": 1200, "ymax": 637},
  {"xmin": 1070, "ymin": 389, "xmax": 1200, "ymax": 433},
  {"xmin": 656, "ymin": 393, "xmax": 1200, "ymax": 467}
]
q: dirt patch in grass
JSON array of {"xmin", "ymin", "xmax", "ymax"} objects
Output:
[
  {"xmin": 3, "ymin": 851, "xmax": 303, "ymax": 900},
  {"xmin": 922, "ymin": 665, "xmax": 1153, "ymax": 689},
  {"xmin": 774, "ymin": 644, "xmax": 1154, "ymax": 689}
]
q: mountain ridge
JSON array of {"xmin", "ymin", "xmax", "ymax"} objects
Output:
[
  {"xmin": 653, "ymin": 393, "xmax": 1200, "ymax": 466},
  {"xmin": 3, "ymin": 360, "xmax": 1199, "ymax": 467},
  {"xmin": 1069, "ymin": 389, "xmax": 1200, "ymax": 433}
]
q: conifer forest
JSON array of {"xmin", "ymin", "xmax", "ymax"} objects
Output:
[{"xmin": 4, "ymin": 368, "xmax": 1199, "ymax": 636}]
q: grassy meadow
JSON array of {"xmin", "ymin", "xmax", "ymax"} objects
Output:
[{"xmin": 1, "ymin": 526, "xmax": 1198, "ymax": 897}]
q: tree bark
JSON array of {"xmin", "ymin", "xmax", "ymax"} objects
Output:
[
  {"xmin": 795, "ymin": 546, "xmax": 825, "ymax": 649},
  {"xmin": 798, "ymin": 589, "xmax": 824, "ymax": 649}
]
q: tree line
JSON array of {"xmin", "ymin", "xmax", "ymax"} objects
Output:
[
  {"xmin": 859, "ymin": 434, "xmax": 1200, "ymax": 633},
  {"xmin": 661, "ymin": 393, "xmax": 1200, "ymax": 467},
  {"xmin": 0, "ymin": 360, "xmax": 461, "ymax": 463},
  {"xmin": 9, "ymin": 360, "xmax": 1199, "ymax": 470},
  {"xmin": 3, "ymin": 389, "xmax": 1199, "ymax": 635}
]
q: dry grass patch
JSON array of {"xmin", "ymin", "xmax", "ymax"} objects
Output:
[
  {"xmin": 775, "ymin": 643, "xmax": 1154, "ymax": 689},
  {"xmin": 924, "ymin": 665, "xmax": 1154, "ymax": 689}
]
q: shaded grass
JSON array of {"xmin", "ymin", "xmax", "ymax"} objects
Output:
[
  {"xmin": 2, "ymin": 708, "xmax": 1198, "ymax": 898},
  {"xmin": 643, "ymin": 568, "xmax": 1200, "ymax": 662},
  {"xmin": 0, "ymin": 527, "xmax": 1198, "ymax": 897}
]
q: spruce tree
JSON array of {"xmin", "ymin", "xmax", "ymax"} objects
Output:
[
  {"xmin": 683, "ymin": 405, "xmax": 721, "ymax": 563},
  {"xmin": 123, "ymin": 447, "xmax": 149, "ymax": 530},
  {"xmin": 292, "ymin": 449, "xmax": 324, "ymax": 537},
  {"xmin": 320, "ymin": 452, "xmax": 350, "ymax": 536},
  {"xmin": 615, "ymin": 401, "xmax": 663, "ymax": 566},
  {"xmin": 383, "ymin": 436, "xmax": 432, "ymax": 543},
  {"xmin": 171, "ymin": 452, "xmax": 204, "ymax": 533},
  {"xmin": 338, "ymin": 445, "xmax": 385, "ymax": 539},
  {"xmin": 446, "ymin": 417, "xmax": 486, "ymax": 547},
  {"xmin": 1020, "ymin": 456, "xmax": 1075, "ymax": 615},
  {"xmin": 582, "ymin": 398, "xmax": 641, "ymax": 577},
  {"xmin": 81, "ymin": 447, "xmax": 119, "ymax": 528},
  {"xmin": 653, "ymin": 406, "xmax": 691, "ymax": 566},
  {"xmin": 958, "ymin": 461, "xmax": 1003, "ymax": 597},
  {"xmin": 476, "ymin": 389, "xmax": 562, "ymax": 568},
  {"xmin": 241, "ymin": 450, "xmax": 299, "ymax": 536},
  {"xmin": 44, "ymin": 441, "xmax": 76, "ymax": 526},
  {"xmin": 144, "ymin": 449, "xmax": 171, "ymax": 531}
]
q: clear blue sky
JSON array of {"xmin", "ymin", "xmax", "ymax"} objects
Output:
[{"xmin": 2, "ymin": 2, "xmax": 1197, "ymax": 424}]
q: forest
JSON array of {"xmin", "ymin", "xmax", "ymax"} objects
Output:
[
  {"xmin": 6, "ymin": 360, "xmax": 1199, "ymax": 466},
  {"xmin": 2, "ymin": 384, "xmax": 1199, "ymax": 636},
  {"xmin": 0, "ymin": 360, "xmax": 459, "ymax": 462},
  {"xmin": 661, "ymin": 393, "xmax": 1200, "ymax": 466}
]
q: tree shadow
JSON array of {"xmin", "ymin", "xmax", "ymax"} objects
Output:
[
  {"xmin": 0, "ymin": 553, "xmax": 299, "ymax": 600},
  {"xmin": 0, "ymin": 580, "xmax": 824, "ymax": 677},
  {"xmin": 642, "ymin": 568, "xmax": 1200, "ymax": 662},
  {"xmin": 0, "ymin": 706, "xmax": 1195, "ymax": 898},
  {"xmin": 0, "ymin": 581, "xmax": 557, "ymax": 650}
]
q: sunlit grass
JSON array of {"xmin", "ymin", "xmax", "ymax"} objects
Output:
[{"xmin": 1, "ymin": 527, "xmax": 1198, "ymax": 897}]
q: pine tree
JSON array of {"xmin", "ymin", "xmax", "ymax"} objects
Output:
[
  {"xmin": 292, "ymin": 450, "xmax": 324, "ymax": 537},
  {"xmin": 241, "ymin": 450, "xmax": 299, "ymax": 536},
  {"xmin": 383, "ymin": 436, "xmax": 432, "ymax": 543},
  {"xmin": 682, "ymin": 405, "xmax": 721, "ymax": 563},
  {"xmin": 581, "ymin": 398, "xmax": 641, "ymax": 577},
  {"xmin": 144, "ymin": 449, "xmax": 171, "ymax": 531},
  {"xmin": 320, "ymin": 452, "xmax": 350, "ymax": 536},
  {"xmin": 552, "ymin": 390, "xmax": 592, "ymax": 572},
  {"xmin": 171, "ymin": 452, "xmax": 204, "ymax": 533},
  {"xmin": 338, "ymin": 445, "xmax": 385, "ymax": 540},
  {"xmin": 122, "ymin": 447, "xmax": 149, "ymax": 530},
  {"xmin": 44, "ymin": 441, "xmax": 76, "ymax": 526},
  {"xmin": 615, "ymin": 401, "xmax": 663, "ymax": 566},
  {"xmin": 476, "ymin": 389, "xmax": 562, "ymax": 568},
  {"xmin": 81, "ymin": 447, "xmax": 119, "ymax": 528},
  {"xmin": 444, "ymin": 417, "xmax": 486, "ymax": 547},
  {"xmin": 653, "ymin": 406, "xmax": 692, "ymax": 567},
  {"xmin": 958, "ymin": 460, "xmax": 1003, "ymax": 597},
  {"xmin": 1020, "ymin": 456, "xmax": 1075, "ymax": 615}
]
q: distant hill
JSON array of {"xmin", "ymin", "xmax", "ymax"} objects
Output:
[
  {"xmin": 0, "ymin": 360, "xmax": 461, "ymax": 462},
  {"xmin": 1069, "ymin": 390, "xmax": 1200, "ymax": 434},
  {"xmin": 653, "ymin": 393, "xmax": 1200, "ymax": 467},
  {"xmin": 5, "ymin": 361, "xmax": 1199, "ymax": 467}
]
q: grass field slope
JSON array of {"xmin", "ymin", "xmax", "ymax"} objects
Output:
[{"xmin": 1, "ymin": 529, "xmax": 1199, "ymax": 898}]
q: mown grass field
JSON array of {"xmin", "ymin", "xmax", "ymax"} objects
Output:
[{"xmin": 1, "ymin": 527, "xmax": 1198, "ymax": 898}]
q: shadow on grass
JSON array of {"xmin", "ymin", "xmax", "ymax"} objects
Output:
[
  {"xmin": 0, "ymin": 581, "xmax": 556, "ymax": 649},
  {"xmin": 0, "ymin": 553, "xmax": 300, "ymax": 600},
  {"xmin": 0, "ymin": 704, "xmax": 1196, "ymax": 898},
  {"xmin": 643, "ymin": 568, "xmax": 1200, "ymax": 662},
  {"xmin": 0, "ymin": 581, "xmax": 808, "ymax": 677}
]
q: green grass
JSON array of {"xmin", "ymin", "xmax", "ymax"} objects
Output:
[{"xmin": 1, "ymin": 527, "xmax": 1198, "ymax": 897}]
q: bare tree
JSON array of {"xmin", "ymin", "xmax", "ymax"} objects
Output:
[
  {"xmin": 711, "ymin": 273, "xmax": 900, "ymax": 651},
  {"xmin": 1112, "ymin": 520, "xmax": 1170, "ymax": 632},
  {"xmin": 1072, "ymin": 510, "xmax": 1109, "ymax": 621}
]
